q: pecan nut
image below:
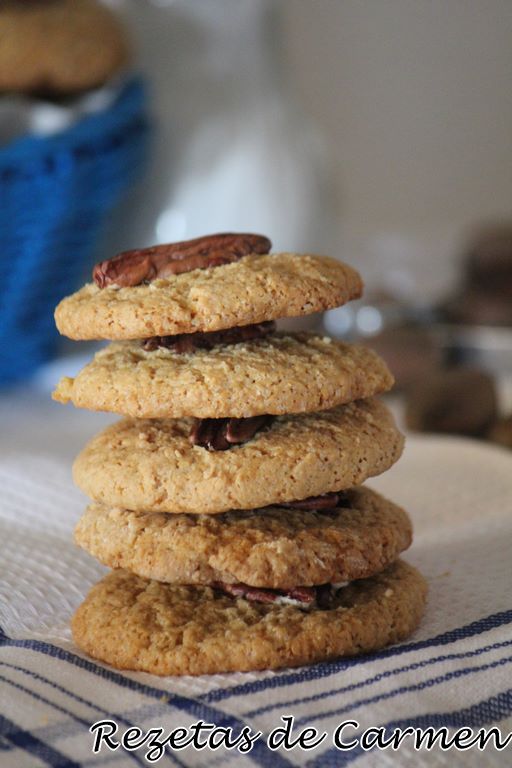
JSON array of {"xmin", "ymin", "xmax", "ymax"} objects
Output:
[
  {"xmin": 189, "ymin": 418, "xmax": 230, "ymax": 451},
  {"xmin": 213, "ymin": 581, "xmax": 347, "ymax": 610},
  {"xmin": 142, "ymin": 321, "xmax": 276, "ymax": 353},
  {"xmin": 189, "ymin": 415, "xmax": 274, "ymax": 451},
  {"xmin": 278, "ymin": 491, "xmax": 351, "ymax": 511},
  {"xmin": 214, "ymin": 582, "xmax": 317, "ymax": 607},
  {"xmin": 93, "ymin": 232, "xmax": 271, "ymax": 288}
]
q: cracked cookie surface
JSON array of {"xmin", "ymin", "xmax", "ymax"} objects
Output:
[
  {"xmin": 54, "ymin": 253, "xmax": 363, "ymax": 340},
  {"xmin": 53, "ymin": 334, "xmax": 393, "ymax": 418},
  {"xmin": 71, "ymin": 560, "xmax": 427, "ymax": 675},
  {"xmin": 73, "ymin": 398, "xmax": 404, "ymax": 514},
  {"xmin": 75, "ymin": 487, "xmax": 412, "ymax": 589}
]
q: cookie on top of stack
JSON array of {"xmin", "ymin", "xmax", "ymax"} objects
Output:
[{"xmin": 54, "ymin": 233, "xmax": 427, "ymax": 676}]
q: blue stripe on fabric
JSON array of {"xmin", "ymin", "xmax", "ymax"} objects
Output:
[
  {"xmin": 201, "ymin": 608, "xmax": 512, "ymax": 703},
  {"xmin": 0, "ymin": 662, "xmax": 174, "ymax": 767},
  {"xmin": 79, "ymin": 755, "xmax": 186, "ymax": 768},
  {"xmin": 80, "ymin": 748, "xmax": 188, "ymax": 768},
  {"xmin": 294, "ymin": 654, "xmax": 512, "ymax": 727},
  {"xmin": 0, "ymin": 712, "xmax": 81, "ymax": 768},
  {"xmin": 306, "ymin": 688, "xmax": 512, "ymax": 767},
  {"xmin": 0, "ymin": 629, "xmax": 293, "ymax": 768},
  {"xmin": 0, "ymin": 671, "xmax": 148, "ymax": 767},
  {"xmin": 0, "ymin": 671, "xmax": 93, "ymax": 727},
  {"xmin": 4, "ymin": 613, "xmax": 512, "ymax": 768},
  {"xmin": 245, "ymin": 638, "xmax": 512, "ymax": 718},
  {"xmin": 80, "ymin": 757, "xmax": 142, "ymax": 768}
]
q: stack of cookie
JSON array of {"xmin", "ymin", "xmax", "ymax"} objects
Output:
[{"xmin": 54, "ymin": 233, "xmax": 427, "ymax": 676}]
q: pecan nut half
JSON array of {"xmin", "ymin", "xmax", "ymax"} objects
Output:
[
  {"xmin": 93, "ymin": 232, "xmax": 271, "ymax": 288},
  {"xmin": 142, "ymin": 321, "xmax": 276, "ymax": 353},
  {"xmin": 214, "ymin": 582, "xmax": 317, "ymax": 607},
  {"xmin": 213, "ymin": 581, "xmax": 347, "ymax": 610},
  {"xmin": 278, "ymin": 491, "xmax": 351, "ymax": 511},
  {"xmin": 189, "ymin": 415, "xmax": 274, "ymax": 451}
]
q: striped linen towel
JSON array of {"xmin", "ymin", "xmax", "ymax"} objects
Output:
[{"xmin": 1, "ymin": 428, "xmax": 511, "ymax": 766}]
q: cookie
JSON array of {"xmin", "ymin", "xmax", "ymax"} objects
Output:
[
  {"xmin": 73, "ymin": 398, "xmax": 404, "ymax": 514},
  {"xmin": 53, "ymin": 334, "xmax": 393, "ymax": 418},
  {"xmin": 75, "ymin": 487, "xmax": 412, "ymax": 589},
  {"xmin": 405, "ymin": 368, "xmax": 497, "ymax": 437},
  {"xmin": 441, "ymin": 288, "xmax": 512, "ymax": 327},
  {"xmin": 487, "ymin": 414, "xmax": 512, "ymax": 449},
  {"xmin": 71, "ymin": 559, "xmax": 427, "ymax": 675},
  {"xmin": 466, "ymin": 225, "xmax": 512, "ymax": 294},
  {"xmin": 54, "ymin": 253, "xmax": 363, "ymax": 340},
  {"xmin": 0, "ymin": 0, "xmax": 129, "ymax": 95},
  {"xmin": 365, "ymin": 327, "xmax": 442, "ymax": 391}
]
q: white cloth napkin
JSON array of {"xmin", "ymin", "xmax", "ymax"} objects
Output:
[{"xmin": 1, "ymin": 393, "xmax": 511, "ymax": 767}]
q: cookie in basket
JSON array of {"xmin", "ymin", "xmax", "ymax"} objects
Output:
[{"xmin": 0, "ymin": 0, "xmax": 129, "ymax": 95}]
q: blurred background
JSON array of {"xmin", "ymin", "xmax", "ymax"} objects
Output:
[
  {"xmin": 1, "ymin": 0, "xmax": 511, "ymax": 446},
  {"xmin": 119, "ymin": 0, "xmax": 512, "ymax": 301}
]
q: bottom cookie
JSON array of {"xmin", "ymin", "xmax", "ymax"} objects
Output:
[{"xmin": 71, "ymin": 560, "xmax": 427, "ymax": 675}]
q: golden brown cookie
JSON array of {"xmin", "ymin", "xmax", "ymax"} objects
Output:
[
  {"xmin": 73, "ymin": 398, "xmax": 404, "ymax": 514},
  {"xmin": 0, "ymin": 0, "xmax": 129, "ymax": 95},
  {"xmin": 71, "ymin": 560, "xmax": 427, "ymax": 675},
  {"xmin": 54, "ymin": 253, "xmax": 363, "ymax": 340},
  {"xmin": 53, "ymin": 334, "xmax": 393, "ymax": 418},
  {"xmin": 75, "ymin": 487, "xmax": 412, "ymax": 589}
]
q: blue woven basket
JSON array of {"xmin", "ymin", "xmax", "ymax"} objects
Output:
[{"xmin": 0, "ymin": 77, "xmax": 149, "ymax": 387}]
